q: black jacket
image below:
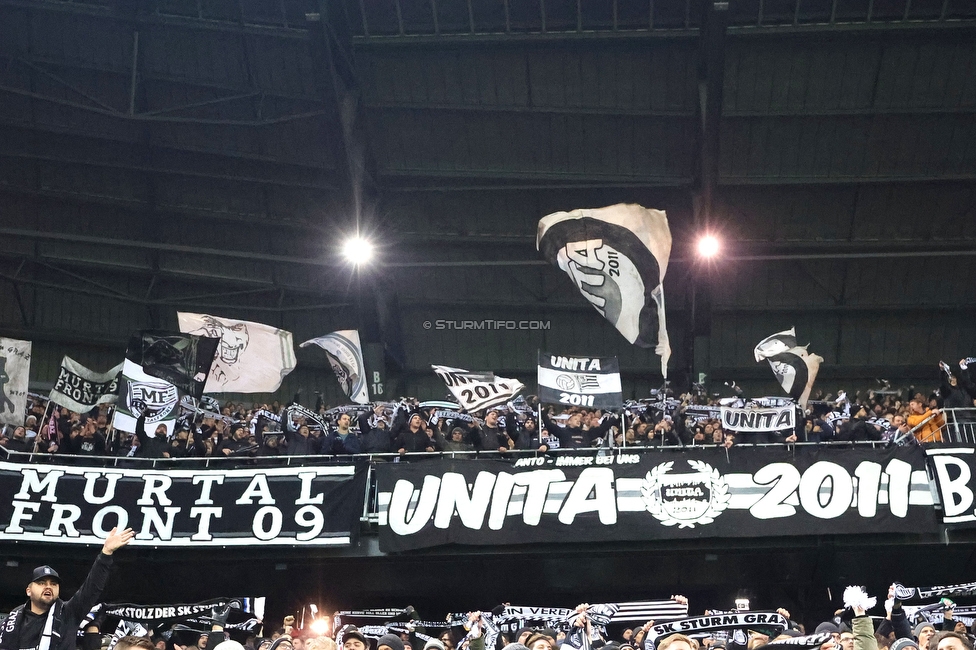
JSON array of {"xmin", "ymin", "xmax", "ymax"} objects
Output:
[
  {"xmin": 135, "ymin": 415, "xmax": 170, "ymax": 458},
  {"xmin": 357, "ymin": 414, "xmax": 393, "ymax": 453},
  {"xmin": 0, "ymin": 553, "xmax": 113, "ymax": 650}
]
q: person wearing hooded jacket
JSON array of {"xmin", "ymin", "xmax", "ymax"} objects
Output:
[{"xmin": 0, "ymin": 527, "xmax": 133, "ymax": 650}]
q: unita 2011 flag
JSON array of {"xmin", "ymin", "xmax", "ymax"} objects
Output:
[
  {"xmin": 537, "ymin": 204, "xmax": 671, "ymax": 377},
  {"xmin": 177, "ymin": 313, "xmax": 297, "ymax": 393},
  {"xmin": 431, "ymin": 365, "xmax": 524, "ymax": 412},
  {"xmin": 754, "ymin": 328, "xmax": 823, "ymax": 408},
  {"xmin": 537, "ymin": 352, "xmax": 622, "ymax": 409},
  {"xmin": 0, "ymin": 338, "xmax": 31, "ymax": 426},
  {"xmin": 48, "ymin": 357, "xmax": 123, "ymax": 413},
  {"xmin": 301, "ymin": 330, "xmax": 369, "ymax": 404}
]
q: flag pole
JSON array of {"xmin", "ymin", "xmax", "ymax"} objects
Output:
[{"xmin": 33, "ymin": 399, "xmax": 54, "ymax": 455}]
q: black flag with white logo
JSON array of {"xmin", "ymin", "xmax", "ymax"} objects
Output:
[
  {"xmin": 537, "ymin": 204, "xmax": 671, "ymax": 377},
  {"xmin": 754, "ymin": 328, "xmax": 822, "ymax": 408}
]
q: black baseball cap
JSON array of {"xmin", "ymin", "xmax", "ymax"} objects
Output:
[
  {"xmin": 341, "ymin": 626, "xmax": 367, "ymax": 646},
  {"xmin": 30, "ymin": 566, "xmax": 60, "ymax": 584}
]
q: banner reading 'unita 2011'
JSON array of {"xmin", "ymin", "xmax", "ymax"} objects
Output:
[{"xmin": 376, "ymin": 446, "xmax": 937, "ymax": 552}]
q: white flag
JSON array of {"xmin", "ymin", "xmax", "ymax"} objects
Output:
[
  {"xmin": 300, "ymin": 330, "xmax": 369, "ymax": 404},
  {"xmin": 0, "ymin": 337, "xmax": 31, "ymax": 426},
  {"xmin": 177, "ymin": 312, "xmax": 297, "ymax": 393},
  {"xmin": 432, "ymin": 365, "xmax": 524, "ymax": 412}
]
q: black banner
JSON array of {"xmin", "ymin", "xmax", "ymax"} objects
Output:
[
  {"xmin": 0, "ymin": 461, "xmax": 365, "ymax": 547},
  {"xmin": 376, "ymin": 446, "xmax": 936, "ymax": 552}
]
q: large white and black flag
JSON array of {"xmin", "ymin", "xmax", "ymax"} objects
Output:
[
  {"xmin": 431, "ymin": 365, "xmax": 524, "ymax": 412},
  {"xmin": 537, "ymin": 204, "xmax": 671, "ymax": 377},
  {"xmin": 538, "ymin": 353, "xmax": 622, "ymax": 409},
  {"xmin": 301, "ymin": 330, "xmax": 369, "ymax": 404},
  {"xmin": 754, "ymin": 328, "xmax": 822, "ymax": 408},
  {"xmin": 178, "ymin": 312, "xmax": 297, "ymax": 394},
  {"xmin": 0, "ymin": 338, "xmax": 31, "ymax": 426},
  {"xmin": 112, "ymin": 342, "xmax": 181, "ymax": 438},
  {"xmin": 48, "ymin": 357, "xmax": 123, "ymax": 414}
]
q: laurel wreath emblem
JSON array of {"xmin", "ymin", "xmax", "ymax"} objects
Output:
[{"xmin": 641, "ymin": 460, "xmax": 731, "ymax": 528}]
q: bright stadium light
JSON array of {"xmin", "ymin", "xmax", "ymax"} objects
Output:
[
  {"xmin": 697, "ymin": 234, "xmax": 720, "ymax": 258},
  {"xmin": 342, "ymin": 236, "xmax": 374, "ymax": 265},
  {"xmin": 310, "ymin": 618, "xmax": 330, "ymax": 636}
]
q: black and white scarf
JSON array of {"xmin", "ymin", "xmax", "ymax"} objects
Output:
[
  {"xmin": 894, "ymin": 582, "xmax": 976, "ymax": 600},
  {"xmin": 0, "ymin": 602, "xmax": 61, "ymax": 650}
]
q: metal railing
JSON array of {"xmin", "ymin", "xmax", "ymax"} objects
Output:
[
  {"xmin": 0, "ymin": 438, "xmax": 902, "ymax": 470},
  {"xmin": 938, "ymin": 408, "xmax": 976, "ymax": 443}
]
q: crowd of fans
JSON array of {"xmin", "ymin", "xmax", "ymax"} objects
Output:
[
  {"xmin": 43, "ymin": 587, "xmax": 976, "ymax": 650},
  {"xmin": 0, "ymin": 360, "xmax": 972, "ymax": 462}
]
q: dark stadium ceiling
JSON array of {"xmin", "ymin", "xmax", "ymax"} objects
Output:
[{"xmin": 0, "ymin": 0, "xmax": 973, "ymax": 364}]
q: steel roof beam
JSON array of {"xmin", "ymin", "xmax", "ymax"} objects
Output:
[{"xmin": 0, "ymin": 0, "xmax": 310, "ymax": 39}]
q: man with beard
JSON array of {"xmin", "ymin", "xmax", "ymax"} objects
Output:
[
  {"xmin": 506, "ymin": 411, "xmax": 548, "ymax": 451},
  {"xmin": 471, "ymin": 409, "xmax": 511, "ymax": 452},
  {"xmin": 0, "ymin": 527, "xmax": 134, "ymax": 650}
]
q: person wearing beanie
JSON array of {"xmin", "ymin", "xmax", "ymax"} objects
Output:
[
  {"xmin": 423, "ymin": 641, "xmax": 446, "ymax": 650},
  {"xmin": 816, "ymin": 623, "xmax": 841, "ymax": 638},
  {"xmin": 891, "ymin": 640, "xmax": 919, "ymax": 650},
  {"xmin": 218, "ymin": 422, "xmax": 253, "ymax": 457},
  {"xmin": 914, "ymin": 624, "xmax": 937, "ymax": 650},
  {"xmin": 501, "ymin": 645, "xmax": 530, "ymax": 650},
  {"xmin": 377, "ymin": 635, "xmax": 404, "ymax": 650}
]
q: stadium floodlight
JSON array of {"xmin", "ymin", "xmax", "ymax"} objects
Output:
[
  {"xmin": 310, "ymin": 618, "xmax": 330, "ymax": 636},
  {"xmin": 697, "ymin": 234, "xmax": 720, "ymax": 258},
  {"xmin": 342, "ymin": 236, "xmax": 374, "ymax": 265}
]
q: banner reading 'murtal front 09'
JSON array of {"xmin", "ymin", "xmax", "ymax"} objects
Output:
[
  {"xmin": 376, "ymin": 446, "xmax": 937, "ymax": 552},
  {"xmin": 0, "ymin": 462, "xmax": 365, "ymax": 547}
]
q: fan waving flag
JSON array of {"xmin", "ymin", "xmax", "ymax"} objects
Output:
[
  {"xmin": 301, "ymin": 330, "xmax": 369, "ymax": 404},
  {"xmin": 131, "ymin": 331, "xmax": 219, "ymax": 400},
  {"xmin": 754, "ymin": 327, "xmax": 823, "ymax": 408},
  {"xmin": 177, "ymin": 313, "xmax": 297, "ymax": 393},
  {"xmin": 537, "ymin": 204, "xmax": 672, "ymax": 377},
  {"xmin": 431, "ymin": 365, "xmax": 524, "ymax": 412}
]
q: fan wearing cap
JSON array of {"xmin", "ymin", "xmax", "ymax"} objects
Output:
[
  {"xmin": 340, "ymin": 627, "xmax": 369, "ymax": 650},
  {"xmin": 0, "ymin": 527, "xmax": 134, "ymax": 650}
]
